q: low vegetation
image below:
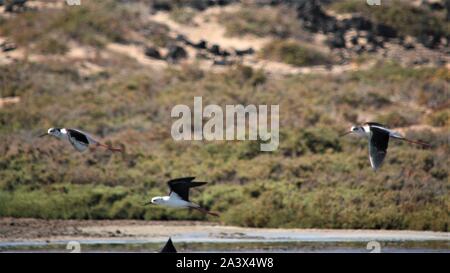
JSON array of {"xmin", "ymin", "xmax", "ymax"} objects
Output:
[
  {"xmin": 0, "ymin": 59, "xmax": 448, "ymax": 231},
  {"xmin": 260, "ymin": 40, "xmax": 332, "ymax": 67},
  {"xmin": 218, "ymin": 5, "xmax": 303, "ymax": 38},
  {"xmin": 330, "ymin": 0, "xmax": 450, "ymax": 40},
  {"xmin": 0, "ymin": 1, "xmax": 144, "ymax": 52}
]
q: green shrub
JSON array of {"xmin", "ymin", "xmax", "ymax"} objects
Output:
[
  {"xmin": 260, "ymin": 40, "xmax": 331, "ymax": 66},
  {"xmin": 218, "ymin": 5, "xmax": 302, "ymax": 38},
  {"xmin": 427, "ymin": 110, "xmax": 450, "ymax": 127},
  {"xmin": 331, "ymin": 0, "xmax": 449, "ymax": 39}
]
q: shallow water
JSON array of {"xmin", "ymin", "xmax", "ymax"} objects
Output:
[{"xmin": 1, "ymin": 240, "xmax": 448, "ymax": 253}]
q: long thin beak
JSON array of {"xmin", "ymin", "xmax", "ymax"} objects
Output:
[
  {"xmin": 39, "ymin": 133, "xmax": 49, "ymax": 138},
  {"xmin": 143, "ymin": 201, "xmax": 154, "ymax": 206},
  {"xmin": 339, "ymin": 131, "xmax": 352, "ymax": 137}
]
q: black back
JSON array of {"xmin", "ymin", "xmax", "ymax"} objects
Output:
[
  {"xmin": 168, "ymin": 177, "xmax": 207, "ymax": 202},
  {"xmin": 368, "ymin": 126, "xmax": 390, "ymax": 170},
  {"xmin": 67, "ymin": 128, "xmax": 89, "ymax": 144},
  {"xmin": 365, "ymin": 122, "xmax": 386, "ymax": 128},
  {"xmin": 159, "ymin": 238, "xmax": 177, "ymax": 253}
]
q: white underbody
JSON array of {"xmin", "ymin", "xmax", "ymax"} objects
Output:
[
  {"xmin": 154, "ymin": 193, "xmax": 198, "ymax": 208},
  {"xmin": 56, "ymin": 129, "xmax": 98, "ymax": 152}
]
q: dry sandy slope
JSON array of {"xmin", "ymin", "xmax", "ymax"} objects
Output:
[{"xmin": 148, "ymin": 5, "xmax": 374, "ymax": 76}]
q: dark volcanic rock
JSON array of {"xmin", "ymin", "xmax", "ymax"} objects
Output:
[
  {"xmin": 403, "ymin": 43, "xmax": 415, "ymax": 50},
  {"xmin": 145, "ymin": 46, "xmax": 162, "ymax": 59},
  {"xmin": 427, "ymin": 2, "xmax": 444, "ymax": 11},
  {"xmin": 350, "ymin": 35, "xmax": 358, "ymax": 46},
  {"xmin": 235, "ymin": 47, "xmax": 255, "ymax": 56},
  {"xmin": 1, "ymin": 41, "xmax": 17, "ymax": 52},
  {"xmin": 375, "ymin": 24, "xmax": 397, "ymax": 39},
  {"xmin": 209, "ymin": 44, "xmax": 221, "ymax": 55},
  {"xmin": 296, "ymin": 0, "xmax": 331, "ymax": 33},
  {"xmin": 152, "ymin": 1, "xmax": 172, "ymax": 11},
  {"xmin": 166, "ymin": 45, "xmax": 187, "ymax": 62},
  {"xmin": 3, "ymin": 0, "xmax": 27, "ymax": 12},
  {"xmin": 192, "ymin": 40, "xmax": 207, "ymax": 49},
  {"xmin": 328, "ymin": 32, "xmax": 346, "ymax": 48},
  {"xmin": 417, "ymin": 34, "xmax": 441, "ymax": 49},
  {"xmin": 346, "ymin": 16, "xmax": 372, "ymax": 31},
  {"xmin": 221, "ymin": 50, "xmax": 230, "ymax": 57},
  {"xmin": 177, "ymin": 35, "xmax": 207, "ymax": 49}
]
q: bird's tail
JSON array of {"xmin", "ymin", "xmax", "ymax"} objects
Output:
[
  {"xmin": 97, "ymin": 142, "xmax": 124, "ymax": 153},
  {"xmin": 190, "ymin": 206, "xmax": 220, "ymax": 217},
  {"xmin": 397, "ymin": 137, "xmax": 430, "ymax": 148}
]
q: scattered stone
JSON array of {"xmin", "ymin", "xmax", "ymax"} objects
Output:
[
  {"xmin": 235, "ymin": 47, "xmax": 255, "ymax": 56},
  {"xmin": 3, "ymin": 0, "xmax": 27, "ymax": 12},
  {"xmin": 0, "ymin": 41, "xmax": 17, "ymax": 52},
  {"xmin": 213, "ymin": 58, "xmax": 233, "ymax": 66},
  {"xmin": 166, "ymin": 44, "xmax": 187, "ymax": 62},
  {"xmin": 152, "ymin": 1, "xmax": 171, "ymax": 11},
  {"xmin": 417, "ymin": 34, "xmax": 441, "ymax": 49},
  {"xmin": 192, "ymin": 40, "xmax": 207, "ymax": 49},
  {"xmin": 208, "ymin": 44, "xmax": 221, "ymax": 55},
  {"xmin": 375, "ymin": 24, "xmax": 397, "ymax": 39},
  {"xmin": 144, "ymin": 46, "xmax": 162, "ymax": 59},
  {"xmin": 327, "ymin": 32, "xmax": 346, "ymax": 48}
]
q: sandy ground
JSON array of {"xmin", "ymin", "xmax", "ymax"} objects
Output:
[
  {"xmin": 148, "ymin": 6, "xmax": 375, "ymax": 76},
  {"xmin": 1, "ymin": 218, "xmax": 448, "ymax": 245}
]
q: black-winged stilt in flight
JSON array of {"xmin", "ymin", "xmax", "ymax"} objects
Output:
[
  {"xmin": 145, "ymin": 177, "xmax": 219, "ymax": 217},
  {"xmin": 341, "ymin": 122, "xmax": 430, "ymax": 170},
  {"xmin": 39, "ymin": 128, "xmax": 123, "ymax": 153},
  {"xmin": 159, "ymin": 237, "xmax": 177, "ymax": 253}
]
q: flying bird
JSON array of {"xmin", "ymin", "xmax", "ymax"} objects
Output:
[
  {"xmin": 341, "ymin": 122, "xmax": 430, "ymax": 170},
  {"xmin": 159, "ymin": 237, "xmax": 177, "ymax": 253},
  {"xmin": 145, "ymin": 177, "xmax": 219, "ymax": 217},
  {"xmin": 39, "ymin": 128, "xmax": 123, "ymax": 153}
]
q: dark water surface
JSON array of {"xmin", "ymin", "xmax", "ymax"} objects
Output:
[{"xmin": 1, "ymin": 240, "xmax": 448, "ymax": 253}]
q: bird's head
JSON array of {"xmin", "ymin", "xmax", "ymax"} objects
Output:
[
  {"xmin": 39, "ymin": 127, "xmax": 62, "ymax": 138},
  {"xmin": 145, "ymin": 196, "xmax": 163, "ymax": 206},
  {"xmin": 47, "ymin": 128, "xmax": 63, "ymax": 138},
  {"xmin": 340, "ymin": 125, "xmax": 366, "ymax": 137}
]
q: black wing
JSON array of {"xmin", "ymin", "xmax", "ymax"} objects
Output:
[
  {"xmin": 159, "ymin": 238, "xmax": 177, "ymax": 253},
  {"xmin": 365, "ymin": 122, "xmax": 386, "ymax": 127},
  {"xmin": 368, "ymin": 126, "xmax": 390, "ymax": 170},
  {"xmin": 167, "ymin": 177, "xmax": 207, "ymax": 202},
  {"xmin": 67, "ymin": 129, "xmax": 90, "ymax": 145}
]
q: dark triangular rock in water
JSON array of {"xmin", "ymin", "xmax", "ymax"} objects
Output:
[{"xmin": 160, "ymin": 238, "xmax": 177, "ymax": 253}]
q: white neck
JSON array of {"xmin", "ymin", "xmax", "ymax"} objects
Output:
[
  {"xmin": 362, "ymin": 125, "xmax": 371, "ymax": 136},
  {"xmin": 56, "ymin": 129, "xmax": 69, "ymax": 140}
]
